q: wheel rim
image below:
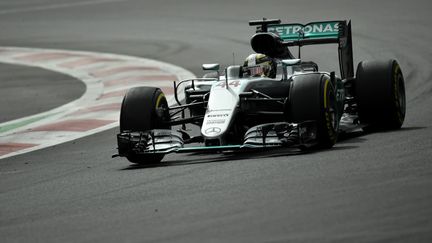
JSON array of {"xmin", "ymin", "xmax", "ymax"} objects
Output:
[
  {"xmin": 394, "ymin": 64, "xmax": 406, "ymax": 124},
  {"xmin": 397, "ymin": 72, "xmax": 406, "ymax": 116},
  {"xmin": 154, "ymin": 93, "xmax": 171, "ymax": 129}
]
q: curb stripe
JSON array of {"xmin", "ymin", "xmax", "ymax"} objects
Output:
[
  {"xmin": 97, "ymin": 90, "xmax": 128, "ymax": 100},
  {"xmin": 90, "ymin": 66, "xmax": 161, "ymax": 78},
  {"xmin": 104, "ymin": 75, "xmax": 178, "ymax": 86},
  {"xmin": 30, "ymin": 119, "xmax": 115, "ymax": 132},
  {"xmin": 71, "ymin": 103, "xmax": 122, "ymax": 114},
  {"xmin": 59, "ymin": 57, "xmax": 117, "ymax": 68},
  {"xmin": 15, "ymin": 52, "xmax": 76, "ymax": 62},
  {"xmin": 0, "ymin": 46, "xmax": 195, "ymax": 159},
  {"xmin": 0, "ymin": 143, "xmax": 37, "ymax": 156}
]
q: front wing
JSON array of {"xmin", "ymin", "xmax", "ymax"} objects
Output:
[{"xmin": 114, "ymin": 121, "xmax": 318, "ymax": 157}]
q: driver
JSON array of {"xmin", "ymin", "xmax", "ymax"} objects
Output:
[{"xmin": 243, "ymin": 53, "xmax": 276, "ymax": 78}]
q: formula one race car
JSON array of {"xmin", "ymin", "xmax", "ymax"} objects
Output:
[{"xmin": 114, "ymin": 18, "xmax": 406, "ymax": 164}]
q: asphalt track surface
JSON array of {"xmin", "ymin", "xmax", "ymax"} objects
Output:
[
  {"xmin": 0, "ymin": 64, "xmax": 85, "ymax": 123},
  {"xmin": 1, "ymin": 0, "xmax": 432, "ymax": 242}
]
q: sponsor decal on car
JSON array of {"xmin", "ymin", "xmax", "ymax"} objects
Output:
[
  {"xmin": 215, "ymin": 80, "xmax": 241, "ymax": 88},
  {"xmin": 268, "ymin": 22, "xmax": 340, "ymax": 41},
  {"xmin": 205, "ymin": 127, "xmax": 222, "ymax": 135},
  {"xmin": 207, "ymin": 114, "xmax": 229, "ymax": 118},
  {"xmin": 206, "ymin": 119, "xmax": 225, "ymax": 124}
]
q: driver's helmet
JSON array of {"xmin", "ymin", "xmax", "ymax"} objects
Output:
[{"xmin": 243, "ymin": 53, "xmax": 276, "ymax": 78}]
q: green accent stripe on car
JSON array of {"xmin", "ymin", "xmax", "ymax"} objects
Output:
[{"xmin": 178, "ymin": 145, "xmax": 242, "ymax": 152}]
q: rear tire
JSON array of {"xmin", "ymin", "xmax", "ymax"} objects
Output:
[
  {"xmin": 119, "ymin": 87, "xmax": 170, "ymax": 164},
  {"xmin": 287, "ymin": 73, "xmax": 339, "ymax": 148},
  {"xmin": 355, "ymin": 59, "xmax": 406, "ymax": 131}
]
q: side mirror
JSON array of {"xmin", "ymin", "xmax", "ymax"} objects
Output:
[
  {"xmin": 202, "ymin": 64, "xmax": 220, "ymax": 80},
  {"xmin": 202, "ymin": 63, "xmax": 220, "ymax": 71},
  {"xmin": 282, "ymin": 59, "xmax": 301, "ymax": 66},
  {"xmin": 282, "ymin": 59, "xmax": 301, "ymax": 78}
]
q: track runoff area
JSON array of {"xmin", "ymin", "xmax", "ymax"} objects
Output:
[{"xmin": 0, "ymin": 47, "xmax": 195, "ymax": 159}]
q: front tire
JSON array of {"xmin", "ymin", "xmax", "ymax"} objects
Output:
[
  {"xmin": 355, "ymin": 59, "xmax": 406, "ymax": 130},
  {"xmin": 287, "ymin": 73, "xmax": 339, "ymax": 148},
  {"xmin": 119, "ymin": 87, "xmax": 170, "ymax": 164}
]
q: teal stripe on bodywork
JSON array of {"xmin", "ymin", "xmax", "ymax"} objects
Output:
[
  {"xmin": 178, "ymin": 144, "xmax": 242, "ymax": 152},
  {"xmin": 175, "ymin": 144, "xmax": 280, "ymax": 153}
]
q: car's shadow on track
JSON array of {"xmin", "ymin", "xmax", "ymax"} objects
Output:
[
  {"xmin": 372, "ymin": 126, "xmax": 426, "ymax": 133},
  {"xmin": 120, "ymin": 146, "xmax": 356, "ymax": 170},
  {"xmin": 121, "ymin": 149, "xmax": 306, "ymax": 170},
  {"xmin": 119, "ymin": 126, "xmax": 426, "ymax": 170},
  {"xmin": 335, "ymin": 126, "xmax": 426, "ymax": 144}
]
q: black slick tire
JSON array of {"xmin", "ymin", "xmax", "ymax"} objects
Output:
[
  {"xmin": 355, "ymin": 59, "xmax": 406, "ymax": 131},
  {"xmin": 119, "ymin": 86, "xmax": 170, "ymax": 164},
  {"xmin": 287, "ymin": 73, "xmax": 339, "ymax": 148}
]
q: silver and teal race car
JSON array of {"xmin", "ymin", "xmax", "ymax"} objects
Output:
[{"xmin": 114, "ymin": 18, "xmax": 406, "ymax": 164}]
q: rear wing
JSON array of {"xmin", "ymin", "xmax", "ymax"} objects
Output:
[{"xmin": 249, "ymin": 19, "xmax": 354, "ymax": 79}]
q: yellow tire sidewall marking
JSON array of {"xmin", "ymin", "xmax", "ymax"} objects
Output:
[
  {"xmin": 155, "ymin": 92, "xmax": 165, "ymax": 108},
  {"xmin": 323, "ymin": 79, "xmax": 330, "ymax": 109}
]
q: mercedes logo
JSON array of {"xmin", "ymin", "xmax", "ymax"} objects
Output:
[{"xmin": 205, "ymin": 127, "xmax": 221, "ymax": 135}]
